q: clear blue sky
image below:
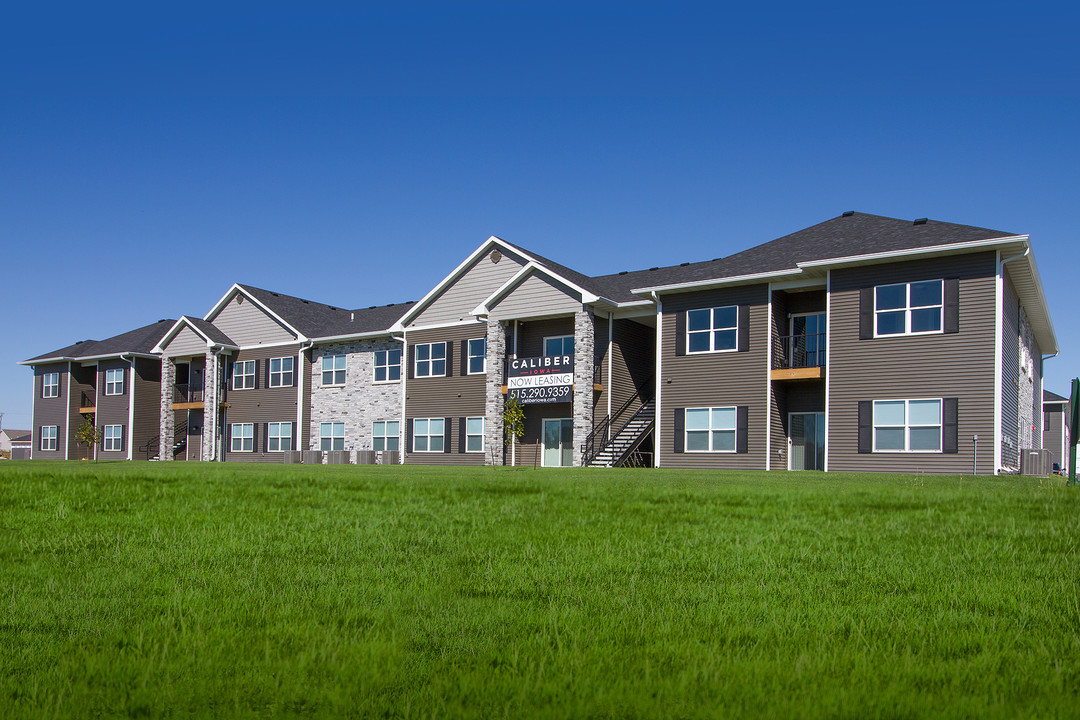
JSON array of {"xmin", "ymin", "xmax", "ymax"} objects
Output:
[{"xmin": 2, "ymin": 1, "xmax": 1078, "ymax": 431}]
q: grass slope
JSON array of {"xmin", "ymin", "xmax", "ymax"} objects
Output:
[{"xmin": 1, "ymin": 462, "xmax": 1079, "ymax": 718}]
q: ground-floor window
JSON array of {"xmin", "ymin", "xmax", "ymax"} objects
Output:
[
  {"xmin": 231, "ymin": 423, "xmax": 254, "ymax": 452},
  {"xmin": 268, "ymin": 422, "xmax": 293, "ymax": 452},
  {"xmin": 320, "ymin": 422, "xmax": 344, "ymax": 451},
  {"xmin": 374, "ymin": 421, "xmax": 400, "ymax": 451},
  {"xmin": 685, "ymin": 407, "xmax": 736, "ymax": 452},
  {"xmin": 413, "ymin": 418, "xmax": 445, "ymax": 452},
  {"xmin": 873, "ymin": 399, "xmax": 942, "ymax": 452},
  {"xmin": 103, "ymin": 425, "xmax": 123, "ymax": 452},
  {"xmin": 40, "ymin": 425, "xmax": 58, "ymax": 451},
  {"xmin": 465, "ymin": 417, "xmax": 484, "ymax": 452}
]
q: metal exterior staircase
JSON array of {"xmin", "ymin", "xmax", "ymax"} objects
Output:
[
  {"xmin": 585, "ymin": 400, "xmax": 655, "ymax": 467},
  {"xmin": 141, "ymin": 422, "xmax": 187, "ymax": 460}
]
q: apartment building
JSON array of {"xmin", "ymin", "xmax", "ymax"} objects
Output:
[
  {"xmin": 21, "ymin": 212, "xmax": 1059, "ymax": 474},
  {"xmin": 1043, "ymin": 390, "xmax": 1071, "ymax": 474}
]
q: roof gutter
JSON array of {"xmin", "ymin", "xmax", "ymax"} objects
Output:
[{"xmin": 631, "ymin": 268, "xmax": 804, "ymax": 296}]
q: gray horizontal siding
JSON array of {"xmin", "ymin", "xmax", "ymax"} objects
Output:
[
  {"xmin": 411, "ymin": 247, "xmax": 528, "ymax": 327},
  {"xmin": 828, "ymin": 252, "xmax": 997, "ymax": 473},
  {"xmin": 209, "ymin": 295, "xmax": 296, "ymax": 346},
  {"xmin": 132, "ymin": 358, "xmax": 161, "ymax": 460},
  {"xmin": 162, "ymin": 326, "xmax": 209, "ymax": 357},
  {"xmin": 489, "ymin": 272, "xmax": 583, "ymax": 320},
  {"xmin": 1001, "ymin": 273, "xmax": 1019, "ymax": 470},
  {"xmin": 33, "ymin": 362, "xmax": 69, "ymax": 459}
]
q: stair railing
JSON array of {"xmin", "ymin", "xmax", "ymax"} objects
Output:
[
  {"xmin": 140, "ymin": 422, "xmax": 187, "ymax": 460},
  {"xmin": 582, "ymin": 381, "xmax": 653, "ymax": 466}
]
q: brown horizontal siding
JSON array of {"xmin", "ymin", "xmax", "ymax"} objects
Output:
[
  {"xmin": 68, "ymin": 364, "xmax": 97, "ymax": 460},
  {"xmin": 405, "ymin": 324, "xmax": 486, "ymax": 466},
  {"xmin": 514, "ymin": 403, "xmax": 573, "ymax": 468},
  {"xmin": 606, "ymin": 318, "xmax": 654, "ymax": 428},
  {"xmin": 516, "ymin": 317, "xmax": 574, "ymax": 357},
  {"xmin": 95, "ymin": 360, "xmax": 130, "ymax": 452},
  {"xmin": 1001, "ymin": 274, "xmax": 1020, "ymax": 469},
  {"xmin": 659, "ymin": 284, "xmax": 770, "ymax": 469},
  {"xmin": 301, "ymin": 348, "xmax": 313, "ymax": 452},
  {"xmin": 132, "ymin": 358, "xmax": 162, "ymax": 460},
  {"xmin": 828, "ymin": 252, "xmax": 997, "ymax": 473},
  {"xmin": 33, "ymin": 363, "xmax": 69, "ymax": 459},
  {"xmin": 769, "ymin": 292, "xmax": 788, "ymax": 466},
  {"xmin": 223, "ymin": 344, "xmax": 300, "ymax": 463}
]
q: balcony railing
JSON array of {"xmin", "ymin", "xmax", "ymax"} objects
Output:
[
  {"xmin": 774, "ymin": 333, "xmax": 826, "ymax": 370},
  {"xmin": 174, "ymin": 384, "xmax": 204, "ymax": 404},
  {"xmin": 80, "ymin": 391, "xmax": 96, "ymax": 409}
]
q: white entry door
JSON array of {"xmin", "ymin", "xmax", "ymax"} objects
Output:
[
  {"xmin": 789, "ymin": 412, "xmax": 825, "ymax": 470},
  {"xmin": 543, "ymin": 418, "xmax": 574, "ymax": 467}
]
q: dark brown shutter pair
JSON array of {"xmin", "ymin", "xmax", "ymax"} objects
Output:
[{"xmin": 672, "ymin": 407, "xmax": 748, "ymax": 454}]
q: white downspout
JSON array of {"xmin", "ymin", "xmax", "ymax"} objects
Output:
[
  {"xmin": 607, "ymin": 313, "xmax": 613, "ymax": 421},
  {"xmin": 123, "ymin": 354, "xmax": 136, "ymax": 460},
  {"xmin": 393, "ymin": 332, "xmax": 406, "ymax": 463},
  {"xmin": 64, "ymin": 361, "xmax": 71, "ymax": 460},
  {"xmin": 650, "ymin": 291, "xmax": 662, "ymax": 468},
  {"xmin": 297, "ymin": 340, "xmax": 313, "ymax": 454},
  {"xmin": 998, "ymin": 247, "xmax": 1031, "ymax": 474}
]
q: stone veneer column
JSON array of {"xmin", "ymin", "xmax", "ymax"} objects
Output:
[
  {"xmin": 484, "ymin": 319, "xmax": 507, "ymax": 465},
  {"xmin": 159, "ymin": 357, "xmax": 176, "ymax": 461},
  {"xmin": 203, "ymin": 351, "xmax": 223, "ymax": 461},
  {"xmin": 572, "ymin": 309, "xmax": 596, "ymax": 467}
]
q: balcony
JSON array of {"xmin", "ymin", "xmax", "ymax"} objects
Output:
[
  {"xmin": 771, "ymin": 333, "xmax": 825, "ymax": 381},
  {"xmin": 174, "ymin": 384, "xmax": 205, "ymax": 410},
  {"xmin": 79, "ymin": 391, "xmax": 96, "ymax": 414}
]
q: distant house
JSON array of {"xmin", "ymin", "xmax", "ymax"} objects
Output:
[
  {"xmin": 1, "ymin": 429, "xmax": 32, "ymax": 459},
  {"xmin": 1043, "ymin": 390, "xmax": 1072, "ymax": 474}
]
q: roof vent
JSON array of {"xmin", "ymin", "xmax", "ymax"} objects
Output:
[
  {"xmin": 712, "ymin": 258, "xmax": 722, "ymax": 262},
  {"xmin": 158, "ymin": 319, "xmax": 167, "ymax": 323},
  {"xmin": 842, "ymin": 210, "xmax": 855, "ymax": 217},
  {"xmin": 913, "ymin": 218, "xmax": 928, "ymax": 225},
  {"xmin": 649, "ymin": 267, "xmax": 659, "ymax": 271},
  {"xmin": 680, "ymin": 262, "xmax": 690, "ymax": 267},
  {"xmin": 271, "ymin": 292, "xmax": 279, "ymax": 297},
  {"xmin": 618, "ymin": 271, "xmax": 628, "ymax": 275},
  {"xmin": 351, "ymin": 312, "xmax": 355, "ymax": 322},
  {"xmin": 301, "ymin": 299, "xmax": 309, "ymax": 304}
]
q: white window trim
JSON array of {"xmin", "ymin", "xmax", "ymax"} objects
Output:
[
  {"xmin": 40, "ymin": 425, "xmax": 58, "ymax": 451},
  {"xmin": 42, "ymin": 373, "xmax": 60, "ymax": 398},
  {"xmin": 684, "ymin": 406, "xmax": 738, "ymax": 453},
  {"xmin": 543, "ymin": 335, "xmax": 575, "ymax": 357},
  {"xmin": 413, "ymin": 343, "xmax": 447, "ymax": 378},
  {"xmin": 467, "ymin": 338, "xmax": 487, "ymax": 375},
  {"xmin": 321, "ymin": 354, "xmax": 347, "ymax": 386},
  {"xmin": 540, "ymin": 418, "xmax": 573, "ymax": 467},
  {"xmin": 267, "ymin": 422, "xmax": 293, "ymax": 452},
  {"xmin": 373, "ymin": 420, "xmax": 401, "ymax": 452},
  {"xmin": 232, "ymin": 360, "xmax": 256, "ymax": 390},
  {"xmin": 465, "ymin": 417, "xmax": 485, "ymax": 453},
  {"xmin": 230, "ymin": 422, "xmax": 254, "ymax": 452},
  {"xmin": 373, "ymin": 349, "xmax": 403, "ymax": 384},
  {"xmin": 873, "ymin": 280, "xmax": 945, "ymax": 339},
  {"xmin": 103, "ymin": 424, "xmax": 123, "ymax": 452},
  {"xmin": 268, "ymin": 357, "xmax": 294, "ymax": 388},
  {"xmin": 104, "ymin": 368, "xmax": 125, "ymax": 396},
  {"xmin": 686, "ymin": 306, "xmax": 739, "ymax": 355},
  {"xmin": 872, "ymin": 398, "xmax": 943, "ymax": 453},
  {"xmin": 320, "ymin": 421, "xmax": 345, "ymax": 451},
  {"xmin": 412, "ymin": 417, "xmax": 446, "ymax": 452}
]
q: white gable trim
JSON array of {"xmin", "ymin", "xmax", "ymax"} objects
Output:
[
  {"xmin": 203, "ymin": 283, "xmax": 308, "ymax": 342},
  {"xmin": 152, "ymin": 317, "xmax": 239, "ymax": 355},
  {"xmin": 471, "ymin": 262, "xmax": 598, "ymax": 317}
]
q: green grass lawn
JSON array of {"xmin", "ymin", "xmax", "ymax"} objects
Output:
[{"xmin": 2, "ymin": 461, "xmax": 1079, "ymax": 718}]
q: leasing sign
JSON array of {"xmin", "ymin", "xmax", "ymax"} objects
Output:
[{"xmin": 507, "ymin": 355, "xmax": 574, "ymax": 404}]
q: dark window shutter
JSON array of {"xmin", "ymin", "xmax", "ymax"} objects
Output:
[
  {"xmin": 292, "ymin": 357, "xmax": 298, "ymax": 387},
  {"xmin": 674, "ymin": 310, "xmax": 686, "ymax": 356},
  {"xmin": 859, "ymin": 287, "xmax": 874, "ymax": 340},
  {"xmin": 858, "ymin": 401, "xmax": 872, "ymax": 453},
  {"xmin": 444, "ymin": 417, "xmax": 452, "ymax": 453},
  {"xmin": 458, "ymin": 417, "xmax": 466, "ymax": 453},
  {"xmin": 673, "ymin": 408, "xmax": 685, "ymax": 453},
  {"xmin": 444, "ymin": 342, "xmax": 453, "ymax": 377},
  {"xmin": 266, "ymin": 358, "xmax": 272, "ymax": 388},
  {"xmin": 737, "ymin": 305, "xmax": 750, "ymax": 352},
  {"xmin": 460, "ymin": 340, "xmax": 469, "ymax": 376},
  {"xmin": 121, "ymin": 425, "xmax": 126, "ymax": 453},
  {"xmin": 736, "ymin": 406, "xmax": 749, "ymax": 454},
  {"xmin": 407, "ymin": 345, "xmax": 415, "ymax": 379},
  {"xmin": 943, "ymin": 397, "xmax": 958, "ymax": 453},
  {"xmin": 944, "ymin": 278, "xmax": 959, "ymax": 334},
  {"xmin": 252, "ymin": 423, "xmax": 259, "ymax": 454},
  {"xmin": 225, "ymin": 423, "xmax": 232, "ymax": 451},
  {"xmin": 253, "ymin": 360, "xmax": 260, "ymax": 389},
  {"xmin": 406, "ymin": 419, "xmax": 414, "ymax": 453}
]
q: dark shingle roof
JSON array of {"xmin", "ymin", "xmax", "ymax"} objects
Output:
[
  {"xmin": 2, "ymin": 430, "xmax": 31, "ymax": 442},
  {"xmin": 1044, "ymin": 389, "xmax": 1069, "ymax": 403},
  {"xmin": 25, "ymin": 319, "xmax": 175, "ymax": 363},
  {"xmin": 237, "ymin": 284, "xmax": 414, "ymax": 339},
  {"xmin": 180, "ymin": 316, "xmax": 237, "ymax": 347}
]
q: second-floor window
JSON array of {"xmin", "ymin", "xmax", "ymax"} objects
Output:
[
  {"xmin": 414, "ymin": 343, "xmax": 446, "ymax": 378},
  {"xmin": 232, "ymin": 360, "xmax": 255, "ymax": 390},
  {"xmin": 875, "ymin": 280, "xmax": 943, "ymax": 336},
  {"xmin": 269, "ymin": 357, "xmax": 294, "ymax": 388},
  {"xmin": 42, "ymin": 372, "xmax": 59, "ymax": 398},
  {"xmin": 687, "ymin": 306, "xmax": 737, "ymax": 353},
  {"xmin": 374, "ymin": 349, "xmax": 402, "ymax": 382},
  {"xmin": 468, "ymin": 338, "xmax": 486, "ymax": 374},
  {"xmin": 544, "ymin": 336, "xmax": 574, "ymax": 357},
  {"xmin": 105, "ymin": 368, "xmax": 125, "ymax": 395},
  {"xmin": 322, "ymin": 354, "xmax": 346, "ymax": 385}
]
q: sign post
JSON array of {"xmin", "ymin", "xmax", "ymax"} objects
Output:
[{"xmin": 1069, "ymin": 377, "xmax": 1079, "ymax": 487}]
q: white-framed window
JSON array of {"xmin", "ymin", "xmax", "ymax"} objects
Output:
[
  {"xmin": 103, "ymin": 425, "xmax": 123, "ymax": 452},
  {"xmin": 40, "ymin": 425, "xmax": 58, "ymax": 451},
  {"xmin": 374, "ymin": 349, "xmax": 402, "ymax": 383},
  {"xmin": 467, "ymin": 338, "xmax": 487, "ymax": 374},
  {"xmin": 232, "ymin": 360, "xmax": 255, "ymax": 390},
  {"xmin": 874, "ymin": 280, "xmax": 943, "ymax": 337},
  {"xmin": 465, "ymin": 417, "xmax": 484, "ymax": 452},
  {"xmin": 685, "ymin": 407, "xmax": 737, "ymax": 452},
  {"xmin": 269, "ymin": 357, "xmax": 294, "ymax": 388},
  {"xmin": 373, "ymin": 421, "xmax": 400, "ymax": 452},
  {"xmin": 230, "ymin": 423, "xmax": 254, "ymax": 452},
  {"xmin": 320, "ymin": 422, "xmax": 344, "ymax": 451},
  {"xmin": 412, "ymin": 418, "xmax": 445, "ymax": 452},
  {"xmin": 414, "ymin": 343, "xmax": 446, "ymax": 378},
  {"xmin": 267, "ymin": 422, "xmax": 293, "ymax": 452},
  {"xmin": 687, "ymin": 306, "xmax": 738, "ymax": 353},
  {"xmin": 105, "ymin": 368, "xmax": 125, "ymax": 395},
  {"xmin": 544, "ymin": 336, "xmax": 574, "ymax": 357},
  {"xmin": 42, "ymin": 372, "xmax": 59, "ymax": 398},
  {"xmin": 873, "ymin": 399, "xmax": 942, "ymax": 452},
  {"xmin": 322, "ymin": 354, "xmax": 346, "ymax": 385}
]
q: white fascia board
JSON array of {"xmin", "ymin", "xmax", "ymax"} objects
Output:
[
  {"xmin": 75, "ymin": 352, "xmax": 159, "ymax": 363},
  {"xmin": 1005, "ymin": 247, "xmax": 1058, "ymax": 355},
  {"xmin": 795, "ymin": 236, "xmax": 1029, "ymax": 270},
  {"xmin": 631, "ymin": 269, "xmax": 804, "ymax": 296},
  {"xmin": 310, "ymin": 329, "xmax": 396, "ymax": 344},
  {"xmin": 18, "ymin": 357, "xmax": 68, "ymax": 366},
  {"xmin": 152, "ymin": 317, "xmax": 211, "ymax": 354},
  {"xmin": 471, "ymin": 261, "xmax": 600, "ymax": 316},
  {"xmin": 202, "ymin": 283, "xmax": 307, "ymax": 342}
]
